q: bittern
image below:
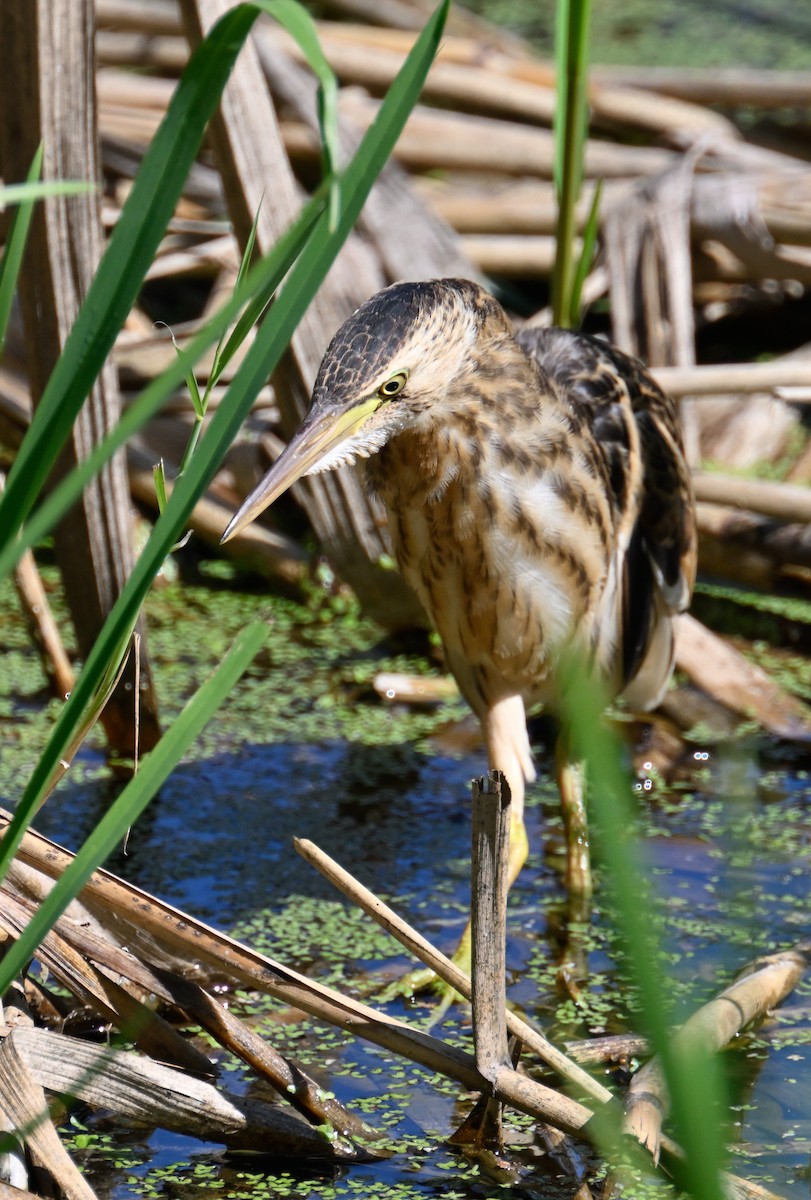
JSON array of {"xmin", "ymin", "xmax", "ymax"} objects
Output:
[{"xmin": 223, "ymin": 278, "xmax": 696, "ymax": 965}]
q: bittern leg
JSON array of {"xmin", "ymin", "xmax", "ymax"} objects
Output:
[
  {"xmin": 440, "ymin": 695, "xmax": 533, "ymax": 983},
  {"xmin": 386, "ymin": 696, "xmax": 533, "ymax": 1002},
  {"xmin": 554, "ymin": 739, "xmax": 593, "ymax": 990},
  {"xmin": 555, "ymin": 738, "xmax": 591, "ymax": 901}
]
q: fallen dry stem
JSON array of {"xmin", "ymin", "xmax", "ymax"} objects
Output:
[
  {"xmin": 693, "ymin": 472, "xmax": 811, "ymax": 523},
  {"xmin": 674, "ymin": 613, "xmax": 811, "ymax": 741},
  {"xmin": 625, "ymin": 948, "xmax": 808, "ymax": 1161},
  {"xmin": 1, "ymin": 1026, "xmax": 342, "ymax": 1159},
  {"xmin": 0, "ymin": 811, "xmax": 593, "ymax": 1135},
  {"xmin": 293, "ymin": 836, "xmax": 613, "ymax": 1106}
]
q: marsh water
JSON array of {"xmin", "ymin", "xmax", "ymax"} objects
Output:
[{"xmin": 2, "ymin": 560, "xmax": 810, "ymax": 1199}]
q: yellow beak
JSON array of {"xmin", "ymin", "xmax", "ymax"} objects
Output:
[{"xmin": 220, "ymin": 399, "xmax": 378, "ymax": 544}]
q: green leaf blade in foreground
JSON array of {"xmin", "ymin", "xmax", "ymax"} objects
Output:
[
  {"xmin": 569, "ymin": 177, "xmax": 602, "ymax": 323},
  {"xmin": 0, "ymin": 180, "xmax": 96, "ymax": 207},
  {"xmin": 0, "ymin": 146, "xmax": 45, "ymax": 357},
  {"xmin": 0, "ymin": 4, "xmax": 259, "ymax": 552},
  {"xmin": 0, "ymin": 621, "xmax": 267, "ymax": 993},
  {"xmin": 0, "ymin": 191, "xmax": 325, "ymax": 584},
  {"xmin": 561, "ymin": 662, "xmax": 726, "ymax": 1200},
  {"xmin": 254, "ymin": 0, "xmax": 341, "ymax": 226},
  {"xmin": 0, "ymin": 0, "xmax": 449, "ymax": 877}
]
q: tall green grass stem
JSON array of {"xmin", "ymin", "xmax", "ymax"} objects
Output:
[
  {"xmin": 551, "ymin": 0, "xmax": 592, "ymax": 328},
  {"xmin": 562, "ymin": 664, "xmax": 727, "ymax": 1200}
]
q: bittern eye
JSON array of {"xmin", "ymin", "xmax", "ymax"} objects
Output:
[{"xmin": 377, "ymin": 371, "xmax": 408, "ymax": 399}]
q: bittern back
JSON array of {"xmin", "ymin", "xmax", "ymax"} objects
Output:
[{"xmin": 223, "ymin": 278, "xmax": 696, "ymax": 946}]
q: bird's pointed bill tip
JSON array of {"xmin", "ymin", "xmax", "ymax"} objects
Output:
[
  {"xmin": 220, "ymin": 466, "xmax": 294, "ymax": 545},
  {"xmin": 219, "ymin": 515, "xmax": 240, "ymax": 545},
  {"xmin": 220, "ymin": 399, "xmax": 380, "ymax": 545}
]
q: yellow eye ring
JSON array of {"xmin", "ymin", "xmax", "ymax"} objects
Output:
[{"xmin": 377, "ymin": 371, "xmax": 408, "ymax": 399}]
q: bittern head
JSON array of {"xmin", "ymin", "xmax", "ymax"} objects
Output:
[{"xmin": 221, "ymin": 278, "xmax": 505, "ymax": 543}]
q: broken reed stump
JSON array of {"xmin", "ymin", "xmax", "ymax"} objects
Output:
[{"xmin": 465, "ymin": 770, "xmax": 511, "ymax": 1150}]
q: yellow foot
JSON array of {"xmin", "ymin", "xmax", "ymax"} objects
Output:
[{"xmin": 377, "ymin": 926, "xmax": 473, "ymax": 1016}]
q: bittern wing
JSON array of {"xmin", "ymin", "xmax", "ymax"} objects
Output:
[{"xmin": 517, "ymin": 325, "xmax": 696, "ymax": 694}]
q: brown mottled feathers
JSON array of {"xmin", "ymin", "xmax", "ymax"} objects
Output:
[
  {"xmin": 517, "ymin": 325, "xmax": 697, "ymax": 691},
  {"xmin": 222, "ymin": 277, "xmax": 697, "ymax": 842},
  {"xmin": 311, "ymin": 278, "xmax": 695, "ymax": 718}
]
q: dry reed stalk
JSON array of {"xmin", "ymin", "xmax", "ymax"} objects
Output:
[
  {"xmin": 566, "ymin": 1034, "xmax": 651, "ymax": 1065},
  {"xmin": 95, "ymin": 30, "xmax": 189, "ymax": 72},
  {"xmin": 653, "ymin": 360, "xmax": 811, "ymax": 397},
  {"xmin": 95, "ymin": 0, "xmax": 180, "ymax": 36},
  {"xmin": 625, "ymin": 949, "xmax": 807, "ymax": 1162},
  {"xmin": 460, "ymin": 234, "xmax": 570, "ymax": 277},
  {"xmin": 372, "ymin": 670, "xmax": 458, "ymax": 703},
  {"xmin": 415, "ymin": 178, "xmax": 622, "ymax": 234},
  {"xmin": 693, "ymin": 472, "xmax": 811, "ymax": 523},
  {"xmin": 9, "ymin": 550, "xmax": 74, "ymax": 703},
  {"xmin": 293, "ymin": 836, "xmax": 614, "ymax": 1105},
  {"xmin": 0, "ymin": 810, "xmax": 595, "ymax": 1136},
  {"xmin": 675, "ymin": 613, "xmax": 811, "ymax": 741},
  {"xmin": 592, "ymin": 65, "xmax": 811, "ymax": 111}
]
